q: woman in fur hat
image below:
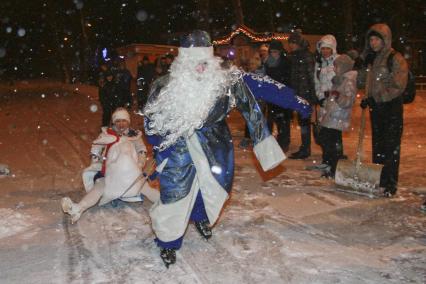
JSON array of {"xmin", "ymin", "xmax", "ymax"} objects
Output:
[{"xmin": 61, "ymin": 108, "xmax": 160, "ymax": 223}]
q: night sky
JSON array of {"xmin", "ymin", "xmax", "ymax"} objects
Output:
[{"xmin": 0, "ymin": 0, "xmax": 425, "ymax": 80}]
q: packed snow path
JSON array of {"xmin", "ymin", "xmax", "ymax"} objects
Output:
[{"xmin": 0, "ymin": 81, "xmax": 425, "ymax": 283}]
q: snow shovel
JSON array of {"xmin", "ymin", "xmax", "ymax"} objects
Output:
[{"xmin": 334, "ymin": 69, "xmax": 383, "ymax": 197}]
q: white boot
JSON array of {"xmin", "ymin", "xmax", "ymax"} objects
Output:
[{"xmin": 61, "ymin": 197, "xmax": 82, "ymax": 224}]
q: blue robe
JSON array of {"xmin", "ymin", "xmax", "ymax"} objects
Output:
[
  {"xmin": 242, "ymin": 72, "xmax": 312, "ymax": 119},
  {"xmin": 145, "ymin": 73, "xmax": 285, "ymax": 249}
]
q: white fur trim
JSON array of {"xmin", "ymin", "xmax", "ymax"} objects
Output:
[
  {"xmin": 316, "ymin": 34, "xmax": 337, "ymax": 55},
  {"xmin": 93, "ymin": 131, "xmax": 117, "ymax": 145},
  {"xmin": 150, "ymin": 177, "xmax": 200, "ymax": 242},
  {"xmin": 253, "ymin": 135, "xmax": 286, "ymax": 171},
  {"xmin": 178, "ymin": 46, "xmax": 214, "ymax": 60},
  {"xmin": 149, "ymin": 133, "xmax": 229, "ymax": 242},
  {"xmin": 112, "ymin": 108, "xmax": 131, "ymax": 123},
  {"xmin": 186, "ymin": 133, "xmax": 229, "ymax": 224}
]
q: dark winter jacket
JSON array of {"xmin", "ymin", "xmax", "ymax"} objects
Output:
[
  {"xmin": 264, "ymin": 52, "xmax": 291, "ymax": 86},
  {"xmin": 288, "ymin": 45, "xmax": 316, "ymax": 105},
  {"xmin": 358, "ymin": 23, "xmax": 408, "ymax": 103},
  {"xmin": 115, "ymin": 68, "xmax": 133, "ymax": 107},
  {"xmin": 137, "ymin": 63, "xmax": 155, "ymax": 90},
  {"xmin": 99, "ymin": 80, "xmax": 121, "ymax": 110}
]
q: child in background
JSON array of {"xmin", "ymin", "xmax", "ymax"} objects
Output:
[{"xmin": 318, "ymin": 55, "xmax": 357, "ymax": 178}]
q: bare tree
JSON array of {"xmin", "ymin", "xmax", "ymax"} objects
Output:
[
  {"xmin": 232, "ymin": 0, "xmax": 244, "ymax": 26},
  {"xmin": 79, "ymin": 8, "xmax": 90, "ymax": 82},
  {"xmin": 343, "ymin": 0, "xmax": 354, "ymax": 50},
  {"xmin": 46, "ymin": 2, "xmax": 71, "ymax": 83},
  {"xmin": 195, "ymin": 0, "xmax": 211, "ymax": 32}
]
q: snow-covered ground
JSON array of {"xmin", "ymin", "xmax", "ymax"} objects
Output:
[{"xmin": 0, "ymin": 81, "xmax": 425, "ymax": 283}]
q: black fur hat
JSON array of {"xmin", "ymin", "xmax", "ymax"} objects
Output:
[{"xmin": 180, "ymin": 30, "xmax": 212, "ymax": 48}]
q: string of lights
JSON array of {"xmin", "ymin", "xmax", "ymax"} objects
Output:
[{"xmin": 213, "ymin": 25, "xmax": 289, "ymax": 45}]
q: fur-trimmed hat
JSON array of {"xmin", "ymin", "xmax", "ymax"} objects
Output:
[
  {"xmin": 112, "ymin": 108, "xmax": 130, "ymax": 123},
  {"xmin": 180, "ymin": 30, "xmax": 212, "ymax": 48},
  {"xmin": 334, "ymin": 54, "xmax": 354, "ymax": 76}
]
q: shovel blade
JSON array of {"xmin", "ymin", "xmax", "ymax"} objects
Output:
[{"xmin": 335, "ymin": 159, "xmax": 384, "ymax": 197}]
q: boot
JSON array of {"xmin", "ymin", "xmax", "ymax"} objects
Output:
[
  {"xmin": 383, "ymin": 187, "xmax": 397, "ymax": 198},
  {"xmin": 194, "ymin": 220, "xmax": 212, "ymax": 240},
  {"xmin": 321, "ymin": 169, "xmax": 334, "ymax": 179},
  {"xmin": 61, "ymin": 197, "xmax": 82, "ymax": 224},
  {"xmin": 288, "ymin": 149, "xmax": 310, "ymax": 160},
  {"xmin": 160, "ymin": 248, "xmax": 176, "ymax": 268}
]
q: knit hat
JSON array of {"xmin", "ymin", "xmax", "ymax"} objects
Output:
[
  {"xmin": 288, "ymin": 31, "xmax": 303, "ymax": 45},
  {"xmin": 334, "ymin": 54, "xmax": 354, "ymax": 76},
  {"xmin": 269, "ymin": 40, "xmax": 284, "ymax": 51},
  {"xmin": 112, "ymin": 108, "xmax": 131, "ymax": 123}
]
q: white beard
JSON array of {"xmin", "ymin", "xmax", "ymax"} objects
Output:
[{"xmin": 144, "ymin": 47, "xmax": 230, "ymax": 151}]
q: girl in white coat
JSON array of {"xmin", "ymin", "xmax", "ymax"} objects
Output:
[
  {"xmin": 312, "ymin": 35, "xmax": 346, "ymax": 170},
  {"xmin": 318, "ymin": 55, "xmax": 357, "ymax": 178}
]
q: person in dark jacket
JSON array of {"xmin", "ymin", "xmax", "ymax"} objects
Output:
[
  {"xmin": 99, "ymin": 71, "xmax": 121, "ymax": 126},
  {"xmin": 264, "ymin": 40, "xmax": 292, "ymax": 152},
  {"xmin": 114, "ymin": 60, "xmax": 133, "ymax": 110},
  {"xmin": 287, "ymin": 31, "xmax": 317, "ymax": 159},
  {"xmin": 97, "ymin": 63, "xmax": 109, "ymax": 88},
  {"xmin": 358, "ymin": 23, "xmax": 408, "ymax": 197},
  {"xmin": 136, "ymin": 56, "xmax": 155, "ymax": 111}
]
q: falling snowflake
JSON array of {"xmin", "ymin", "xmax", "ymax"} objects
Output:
[
  {"xmin": 211, "ymin": 165, "xmax": 222, "ymax": 174},
  {"xmin": 136, "ymin": 10, "xmax": 148, "ymax": 22},
  {"xmin": 89, "ymin": 104, "xmax": 98, "ymax": 112},
  {"xmin": 17, "ymin": 28, "xmax": 26, "ymax": 37}
]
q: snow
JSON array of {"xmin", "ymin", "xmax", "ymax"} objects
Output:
[
  {"xmin": 0, "ymin": 208, "xmax": 34, "ymax": 239},
  {"xmin": 0, "ymin": 80, "xmax": 425, "ymax": 283}
]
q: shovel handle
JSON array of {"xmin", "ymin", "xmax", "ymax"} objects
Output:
[{"xmin": 355, "ymin": 67, "xmax": 372, "ymax": 171}]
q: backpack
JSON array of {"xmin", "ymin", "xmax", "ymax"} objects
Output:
[{"xmin": 387, "ymin": 51, "xmax": 416, "ymax": 104}]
